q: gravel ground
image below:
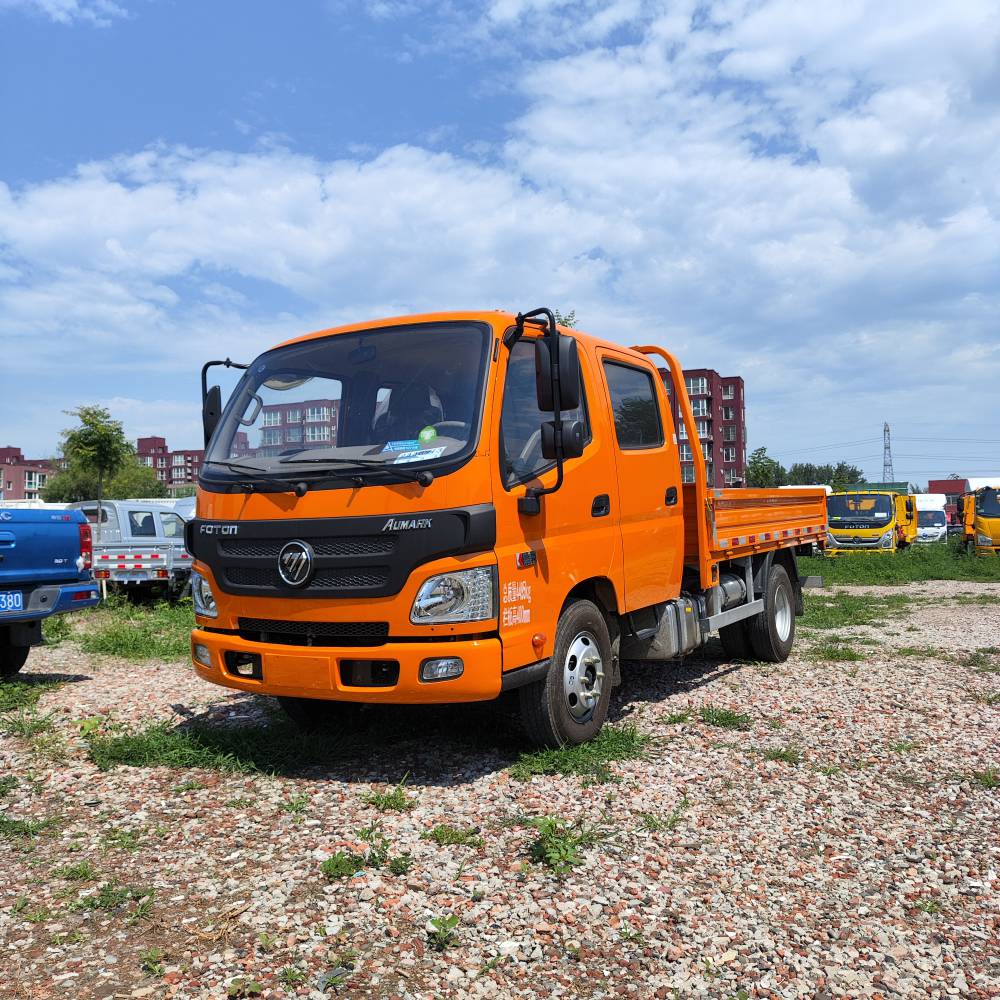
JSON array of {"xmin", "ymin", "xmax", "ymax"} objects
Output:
[{"xmin": 2, "ymin": 580, "xmax": 999, "ymax": 999}]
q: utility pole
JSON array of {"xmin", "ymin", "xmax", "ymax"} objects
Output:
[{"xmin": 883, "ymin": 422, "xmax": 894, "ymax": 483}]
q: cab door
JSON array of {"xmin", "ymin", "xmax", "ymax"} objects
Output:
[{"xmin": 597, "ymin": 351, "xmax": 685, "ymax": 611}]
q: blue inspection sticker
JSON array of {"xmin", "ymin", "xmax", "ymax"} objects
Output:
[
  {"xmin": 393, "ymin": 446, "xmax": 446, "ymax": 465},
  {"xmin": 382, "ymin": 440, "xmax": 421, "ymax": 453}
]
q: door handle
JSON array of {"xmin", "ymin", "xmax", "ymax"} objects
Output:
[
  {"xmin": 665, "ymin": 486, "xmax": 678, "ymax": 506},
  {"xmin": 591, "ymin": 494, "xmax": 610, "ymax": 518}
]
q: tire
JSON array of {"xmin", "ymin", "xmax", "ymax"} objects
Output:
[
  {"xmin": 519, "ymin": 600, "xmax": 613, "ymax": 748},
  {"xmin": 276, "ymin": 696, "xmax": 361, "ymax": 733},
  {"xmin": 719, "ymin": 619, "xmax": 753, "ymax": 661},
  {"xmin": 747, "ymin": 564, "xmax": 795, "ymax": 663},
  {"xmin": 0, "ymin": 643, "xmax": 30, "ymax": 679}
]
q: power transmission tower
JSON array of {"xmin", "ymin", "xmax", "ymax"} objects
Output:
[{"xmin": 883, "ymin": 422, "xmax": 894, "ymax": 482}]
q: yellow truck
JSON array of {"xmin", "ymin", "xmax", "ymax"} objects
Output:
[
  {"xmin": 825, "ymin": 490, "xmax": 917, "ymax": 555},
  {"xmin": 959, "ymin": 486, "xmax": 1000, "ymax": 555}
]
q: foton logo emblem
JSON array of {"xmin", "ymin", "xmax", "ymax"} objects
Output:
[
  {"xmin": 382, "ymin": 517, "xmax": 432, "ymax": 533},
  {"xmin": 278, "ymin": 540, "xmax": 314, "ymax": 587},
  {"xmin": 200, "ymin": 524, "xmax": 239, "ymax": 535}
]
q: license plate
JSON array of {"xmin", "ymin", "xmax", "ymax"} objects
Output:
[{"xmin": 0, "ymin": 590, "xmax": 24, "ymax": 613}]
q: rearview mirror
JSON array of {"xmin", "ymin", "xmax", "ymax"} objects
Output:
[
  {"xmin": 535, "ymin": 335, "xmax": 581, "ymax": 412},
  {"xmin": 906, "ymin": 499, "xmax": 914, "ymax": 515},
  {"xmin": 203, "ymin": 385, "xmax": 222, "ymax": 447},
  {"xmin": 540, "ymin": 419, "xmax": 585, "ymax": 461}
]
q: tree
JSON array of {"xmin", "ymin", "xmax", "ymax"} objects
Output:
[
  {"xmin": 829, "ymin": 461, "xmax": 864, "ymax": 492},
  {"xmin": 746, "ymin": 446, "xmax": 786, "ymax": 488},
  {"xmin": 553, "ymin": 309, "xmax": 577, "ymax": 328},
  {"xmin": 43, "ymin": 456, "xmax": 167, "ymax": 503},
  {"xmin": 56, "ymin": 406, "xmax": 134, "ymax": 536}
]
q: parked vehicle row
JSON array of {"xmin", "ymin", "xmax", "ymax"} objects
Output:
[{"xmin": 824, "ymin": 490, "xmax": 918, "ymax": 555}]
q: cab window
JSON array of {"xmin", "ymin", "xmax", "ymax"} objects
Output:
[
  {"xmin": 128, "ymin": 510, "xmax": 156, "ymax": 537},
  {"xmin": 500, "ymin": 338, "xmax": 589, "ymax": 488},
  {"xmin": 603, "ymin": 361, "xmax": 664, "ymax": 449},
  {"xmin": 159, "ymin": 512, "xmax": 185, "ymax": 538}
]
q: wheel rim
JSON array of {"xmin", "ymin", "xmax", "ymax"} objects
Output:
[
  {"xmin": 774, "ymin": 585, "xmax": 792, "ymax": 642},
  {"xmin": 562, "ymin": 630, "xmax": 605, "ymax": 723}
]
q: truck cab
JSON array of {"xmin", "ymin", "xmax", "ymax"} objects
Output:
[
  {"xmin": 825, "ymin": 490, "xmax": 916, "ymax": 555},
  {"xmin": 960, "ymin": 486, "xmax": 1000, "ymax": 555},
  {"xmin": 187, "ymin": 310, "xmax": 826, "ymax": 746}
]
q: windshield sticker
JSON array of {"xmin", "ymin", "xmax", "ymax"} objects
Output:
[
  {"xmin": 393, "ymin": 446, "xmax": 446, "ymax": 465},
  {"xmin": 382, "ymin": 440, "xmax": 420, "ymax": 453},
  {"xmin": 418, "ymin": 425, "xmax": 438, "ymax": 446},
  {"xmin": 874, "ymin": 512, "xmax": 888, "ymax": 518}
]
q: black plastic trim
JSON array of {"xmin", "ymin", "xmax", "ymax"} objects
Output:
[{"xmin": 499, "ymin": 658, "xmax": 550, "ymax": 691}]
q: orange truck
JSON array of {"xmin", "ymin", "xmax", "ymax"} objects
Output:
[{"xmin": 187, "ymin": 310, "xmax": 826, "ymax": 746}]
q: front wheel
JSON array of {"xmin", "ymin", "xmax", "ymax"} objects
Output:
[
  {"xmin": 747, "ymin": 564, "xmax": 795, "ymax": 663},
  {"xmin": 0, "ymin": 643, "xmax": 30, "ymax": 678},
  {"xmin": 519, "ymin": 599, "xmax": 613, "ymax": 748}
]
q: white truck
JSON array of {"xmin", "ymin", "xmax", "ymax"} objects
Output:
[{"xmin": 915, "ymin": 494, "xmax": 948, "ymax": 543}]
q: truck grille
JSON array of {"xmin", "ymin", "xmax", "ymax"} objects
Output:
[
  {"xmin": 237, "ymin": 618, "xmax": 390, "ymax": 646},
  {"xmin": 226, "ymin": 566, "xmax": 389, "ymax": 590},
  {"xmin": 220, "ymin": 536, "xmax": 394, "ymax": 559}
]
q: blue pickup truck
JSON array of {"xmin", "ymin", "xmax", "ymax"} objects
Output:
[{"xmin": 0, "ymin": 508, "xmax": 101, "ymax": 677}]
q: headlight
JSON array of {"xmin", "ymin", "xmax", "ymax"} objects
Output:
[
  {"xmin": 191, "ymin": 570, "xmax": 218, "ymax": 618},
  {"xmin": 977, "ymin": 533, "xmax": 992, "ymax": 546},
  {"xmin": 411, "ymin": 567, "xmax": 496, "ymax": 624},
  {"xmin": 881, "ymin": 530, "xmax": 894, "ymax": 548}
]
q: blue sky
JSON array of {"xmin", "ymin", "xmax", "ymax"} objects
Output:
[{"xmin": 1, "ymin": 0, "xmax": 998, "ymax": 484}]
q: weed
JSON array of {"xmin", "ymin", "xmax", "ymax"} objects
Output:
[
  {"xmin": 279, "ymin": 966, "xmax": 306, "ymax": 986},
  {"xmin": 0, "ymin": 813, "xmax": 58, "ymax": 840},
  {"xmin": 388, "ymin": 854, "xmax": 412, "ymax": 875},
  {"xmin": 963, "ymin": 648, "xmax": 1000, "ymax": 673},
  {"xmin": 0, "ymin": 679, "xmax": 62, "ymax": 713},
  {"xmin": 511, "ymin": 724, "xmax": 649, "ymax": 782},
  {"xmin": 2, "ymin": 708, "xmax": 57, "ymax": 738},
  {"xmin": 665, "ymin": 710, "xmax": 692, "ymax": 725},
  {"xmin": 527, "ymin": 816, "xmax": 599, "ymax": 874},
  {"xmin": 140, "ymin": 946, "xmax": 165, "ymax": 976},
  {"xmin": 24, "ymin": 905, "xmax": 52, "ymax": 924},
  {"xmin": 0, "ymin": 776, "xmax": 17, "ymax": 798},
  {"xmin": 764, "ymin": 746, "xmax": 802, "ymax": 764},
  {"xmin": 479, "ymin": 955, "xmax": 503, "ymax": 975},
  {"xmin": 80, "ymin": 599, "xmax": 194, "ymax": 661},
  {"xmin": 816, "ymin": 764, "xmax": 842, "ymax": 776},
  {"xmin": 358, "ymin": 820, "xmax": 391, "ymax": 866},
  {"xmin": 619, "ymin": 925, "xmax": 646, "ymax": 944},
  {"xmin": 972, "ymin": 768, "xmax": 999, "ymax": 789},
  {"xmin": 362, "ymin": 776, "xmax": 415, "ymax": 812},
  {"xmin": 225, "ymin": 797, "xmax": 256, "ymax": 808},
  {"xmin": 227, "ymin": 980, "xmax": 264, "ymax": 999},
  {"xmin": 889, "ymin": 740, "xmax": 919, "ymax": 753},
  {"xmin": 280, "ymin": 793, "xmax": 311, "ymax": 817},
  {"xmin": 42, "ymin": 613, "xmax": 74, "ymax": 645},
  {"xmin": 915, "ymin": 899, "xmax": 941, "ymax": 914},
  {"xmin": 173, "ymin": 779, "xmax": 205, "ymax": 793},
  {"xmin": 53, "ymin": 860, "xmax": 98, "ymax": 881},
  {"xmin": 895, "ymin": 646, "xmax": 943, "ymax": 658},
  {"xmin": 810, "ymin": 642, "xmax": 863, "ymax": 662},
  {"xmin": 70, "ymin": 881, "xmax": 153, "ymax": 917},
  {"xmin": 973, "ymin": 691, "xmax": 1000, "ymax": 707},
  {"xmin": 768, "ymin": 719, "xmax": 785, "ymax": 730},
  {"xmin": 800, "ymin": 542, "xmax": 1000, "ymax": 585},
  {"xmin": 422, "ymin": 824, "xmax": 483, "ymax": 848},
  {"xmin": 51, "ymin": 929, "xmax": 86, "ymax": 946},
  {"xmin": 699, "ymin": 705, "xmax": 752, "ymax": 730},
  {"xmin": 102, "ymin": 828, "xmax": 141, "ymax": 851},
  {"xmin": 320, "ymin": 851, "xmax": 365, "ymax": 880},
  {"xmin": 427, "ymin": 914, "xmax": 460, "ymax": 951}
]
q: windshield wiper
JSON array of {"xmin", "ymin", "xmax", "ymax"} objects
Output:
[
  {"xmin": 205, "ymin": 460, "xmax": 270, "ymax": 475},
  {"xmin": 278, "ymin": 456, "xmax": 434, "ymax": 487},
  {"xmin": 204, "ymin": 459, "xmax": 313, "ymax": 496}
]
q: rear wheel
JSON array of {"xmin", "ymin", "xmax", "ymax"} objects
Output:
[
  {"xmin": 519, "ymin": 600, "xmax": 613, "ymax": 748},
  {"xmin": 747, "ymin": 564, "xmax": 795, "ymax": 663},
  {"xmin": 277, "ymin": 697, "xmax": 362, "ymax": 733},
  {"xmin": 0, "ymin": 643, "xmax": 30, "ymax": 678}
]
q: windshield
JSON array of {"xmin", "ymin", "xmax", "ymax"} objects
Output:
[
  {"xmin": 827, "ymin": 493, "xmax": 893, "ymax": 522},
  {"xmin": 204, "ymin": 322, "xmax": 491, "ymax": 484},
  {"xmin": 976, "ymin": 488, "xmax": 1000, "ymax": 518},
  {"xmin": 918, "ymin": 510, "xmax": 946, "ymax": 527}
]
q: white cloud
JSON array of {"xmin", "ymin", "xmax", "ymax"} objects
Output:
[
  {"xmin": 2, "ymin": 0, "xmax": 999, "ymax": 477},
  {"xmin": 0, "ymin": 0, "xmax": 126, "ymax": 25}
]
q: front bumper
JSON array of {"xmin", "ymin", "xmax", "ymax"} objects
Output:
[
  {"xmin": 974, "ymin": 544, "xmax": 1000, "ymax": 556},
  {"xmin": 190, "ymin": 628, "xmax": 504, "ymax": 704}
]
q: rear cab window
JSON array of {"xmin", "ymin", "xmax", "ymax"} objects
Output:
[
  {"xmin": 602, "ymin": 361, "xmax": 665, "ymax": 450},
  {"xmin": 128, "ymin": 510, "xmax": 157, "ymax": 538}
]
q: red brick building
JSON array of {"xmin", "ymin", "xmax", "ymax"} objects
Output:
[
  {"xmin": 0, "ymin": 447, "xmax": 56, "ymax": 501},
  {"xmin": 661, "ymin": 370, "xmax": 747, "ymax": 488},
  {"xmin": 928, "ymin": 478, "xmax": 969, "ymax": 524},
  {"xmin": 137, "ymin": 436, "xmax": 204, "ymax": 492}
]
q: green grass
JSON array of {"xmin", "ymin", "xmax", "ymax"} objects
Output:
[
  {"xmin": 698, "ymin": 705, "xmax": 752, "ymax": 730},
  {"xmin": 422, "ymin": 824, "xmax": 483, "ymax": 848},
  {"xmin": 526, "ymin": 816, "xmax": 599, "ymax": 874},
  {"xmin": 78, "ymin": 597, "xmax": 194, "ymax": 661},
  {"xmin": 1, "ymin": 709, "xmax": 55, "ymax": 738},
  {"xmin": 972, "ymin": 767, "xmax": 999, "ymax": 789},
  {"xmin": 69, "ymin": 881, "xmax": 154, "ymax": 915},
  {"xmin": 53, "ymin": 860, "xmax": 98, "ymax": 881},
  {"xmin": 320, "ymin": 851, "xmax": 365, "ymax": 880},
  {"xmin": 800, "ymin": 541, "xmax": 1000, "ymax": 585},
  {"xmin": 85, "ymin": 717, "xmax": 350, "ymax": 774},
  {"xmin": 42, "ymin": 613, "xmax": 74, "ymax": 646},
  {"xmin": 427, "ymin": 914, "xmax": 460, "ymax": 951},
  {"xmin": 361, "ymin": 777, "xmax": 415, "ymax": 812},
  {"xmin": 0, "ymin": 776, "xmax": 17, "ymax": 798},
  {"xmin": 801, "ymin": 592, "xmax": 912, "ymax": 630},
  {"xmin": 0, "ymin": 679, "xmax": 62, "ymax": 714},
  {"xmin": 510, "ymin": 724, "xmax": 649, "ymax": 782},
  {"xmin": 764, "ymin": 746, "xmax": 802, "ymax": 764},
  {"xmin": 665, "ymin": 710, "xmax": 692, "ymax": 725},
  {"xmin": 102, "ymin": 828, "xmax": 141, "ymax": 851},
  {"xmin": 962, "ymin": 648, "xmax": 1000, "ymax": 673},
  {"xmin": 640, "ymin": 797, "xmax": 690, "ymax": 832},
  {"xmin": 0, "ymin": 813, "xmax": 58, "ymax": 840},
  {"xmin": 140, "ymin": 947, "xmax": 166, "ymax": 976},
  {"xmin": 810, "ymin": 642, "xmax": 864, "ymax": 662}
]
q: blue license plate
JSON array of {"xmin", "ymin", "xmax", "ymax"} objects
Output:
[{"xmin": 0, "ymin": 590, "xmax": 24, "ymax": 614}]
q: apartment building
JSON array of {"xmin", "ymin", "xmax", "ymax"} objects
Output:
[
  {"xmin": 0, "ymin": 447, "xmax": 55, "ymax": 501},
  {"xmin": 137, "ymin": 436, "xmax": 204, "ymax": 491}
]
